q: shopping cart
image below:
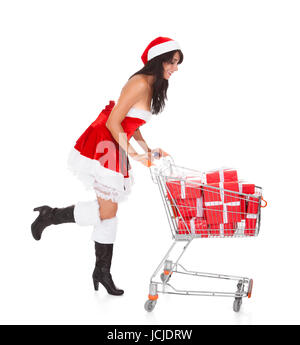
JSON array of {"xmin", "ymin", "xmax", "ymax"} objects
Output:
[{"xmin": 144, "ymin": 156, "xmax": 267, "ymax": 312}]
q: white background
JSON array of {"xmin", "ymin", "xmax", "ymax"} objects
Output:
[{"xmin": 0, "ymin": 0, "xmax": 299, "ymax": 325}]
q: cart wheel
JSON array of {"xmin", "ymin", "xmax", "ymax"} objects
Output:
[
  {"xmin": 160, "ymin": 273, "xmax": 170, "ymax": 283},
  {"xmin": 144, "ymin": 299, "xmax": 157, "ymax": 312},
  {"xmin": 233, "ymin": 298, "xmax": 242, "ymax": 312}
]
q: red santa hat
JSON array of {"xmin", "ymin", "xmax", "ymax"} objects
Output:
[{"xmin": 141, "ymin": 36, "xmax": 181, "ymax": 65}]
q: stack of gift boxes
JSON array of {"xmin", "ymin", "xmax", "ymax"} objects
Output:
[{"xmin": 166, "ymin": 169, "xmax": 260, "ymax": 237}]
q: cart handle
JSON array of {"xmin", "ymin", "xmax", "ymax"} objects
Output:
[
  {"xmin": 147, "ymin": 150, "xmax": 173, "ymax": 167},
  {"xmin": 261, "ymin": 196, "xmax": 267, "ymax": 208}
]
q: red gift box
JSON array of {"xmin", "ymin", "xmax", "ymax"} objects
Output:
[
  {"xmin": 240, "ymin": 183, "xmax": 255, "ymax": 194},
  {"xmin": 203, "ymin": 182, "xmax": 242, "ymax": 225},
  {"xmin": 238, "ymin": 183, "xmax": 256, "ymax": 219},
  {"xmin": 178, "ymin": 217, "xmax": 208, "ymax": 237},
  {"xmin": 245, "ymin": 195, "xmax": 260, "ymax": 236},
  {"xmin": 175, "ymin": 196, "xmax": 204, "ymax": 219},
  {"xmin": 209, "ymin": 223, "xmax": 237, "ymax": 237},
  {"xmin": 205, "ymin": 169, "xmax": 238, "ymax": 184},
  {"xmin": 166, "ymin": 178, "xmax": 202, "ymax": 200},
  {"xmin": 166, "ymin": 178, "xmax": 203, "ymax": 219}
]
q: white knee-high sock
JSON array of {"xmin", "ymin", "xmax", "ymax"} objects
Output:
[
  {"xmin": 73, "ymin": 200, "xmax": 100, "ymax": 226},
  {"xmin": 91, "ymin": 217, "xmax": 118, "ymax": 244}
]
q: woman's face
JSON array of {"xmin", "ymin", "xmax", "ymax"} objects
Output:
[{"xmin": 162, "ymin": 51, "xmax": 180, "ymax": 80}]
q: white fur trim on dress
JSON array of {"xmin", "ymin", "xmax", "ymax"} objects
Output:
[
  {"xmin": 126, "ymin": 108, "xmax": 152, "ymax": 122},
  {"xmin": 67, "ymin": 148, "xmax": 134, "ymax": 203},
  {"xmin": 91, "ymin": 216, "xmax": 118, "ymax": 244},
  {"xmin": 148, "ymin": 40, "xmax": 181, "ymax": 61},
  {"xmin": 74, "ymin": 200, "xmax": 100, "ymax": 226}
]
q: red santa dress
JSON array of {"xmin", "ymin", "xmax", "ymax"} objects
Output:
[{"xmin": 68, "ymin": 100, "xmax": 152, "ymax": 203}]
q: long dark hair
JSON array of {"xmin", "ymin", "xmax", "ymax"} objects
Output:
[{"xmin": 128, "ymin": 50, "xmax": 184, "ymax": 114}]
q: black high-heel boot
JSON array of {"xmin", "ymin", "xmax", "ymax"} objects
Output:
[
  {"xmin": 92, "ymin": 242, "xmax": 124, "ymax": 296},
  {"xmin": 31, "ymin": 205, "xmax": 75, "ymax": 241}
]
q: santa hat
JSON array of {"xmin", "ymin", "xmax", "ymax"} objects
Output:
[{"xmin": 141, "ymin": 36, "xmax": 181, "ymax": 65}]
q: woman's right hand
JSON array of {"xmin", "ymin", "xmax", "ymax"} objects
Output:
[{"xmin": 130, "ymin": 152, "xmax": 152, "ymax": 167}]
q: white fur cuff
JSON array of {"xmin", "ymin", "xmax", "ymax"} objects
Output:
[
  {"xmin": 74, "ymin": 200, "xmax": 100, "ymax": 226},
  {"xmin": 91, "ymin": 216, "xmax": 118, "ymax": 244}
]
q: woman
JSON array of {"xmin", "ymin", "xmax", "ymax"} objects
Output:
[{"xmin": 31, "ymin": 36, "xmax": 183, "ymax": 296}]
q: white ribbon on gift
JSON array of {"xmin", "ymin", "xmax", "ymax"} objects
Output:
[
  {"xmin": 204, "ymin": 182, "xmax": 240, "ymax": 223},
  {"xmin": 196, "ymin": 197, "xmax": 204, "ymax": 217},
  {"xmin": 190, "ymin": 217, "xmax": 196, "ymax": 235},
  {"xmin": 238, "ymin": 182, "xmax": 243, "ymax": 194},
  {"xmin": 246, "ymin": 214, "xmax": 257, "ymax": 219},
  {"xmin": 180, "ymin": 180, "xmax": 186, "ymax": 199},
  {"xmin": 219, "ymin": 223, "xmax": 224, "ymax": 236},
  {"xmin": 219, "ymin": 169, "xmax": 225, "ymax": 182}
]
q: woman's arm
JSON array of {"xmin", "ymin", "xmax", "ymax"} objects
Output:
[
  {"xmin": 132, "ymin": 130, "xmax": 167, "ymax": 160},
  {"xmin": 132, "ymin": 129, "xmax": 152, "ymax": 153},
  {"xmin": 106, "ymin": 77, "xmax": 151, "ymax": 165}
]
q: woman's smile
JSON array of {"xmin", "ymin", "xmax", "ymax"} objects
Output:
[{"xmin": 163, "ymin": 51, "xmax": 180, "ymax": 79}]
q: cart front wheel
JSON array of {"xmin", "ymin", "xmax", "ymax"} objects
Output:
[
  {"xmin": 144, "ymin": 299, "xmax": 157, "ymax": 312},
  {"xmin": 233, "ymin": 298, "xmax": 242, "ymax": 312}
]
